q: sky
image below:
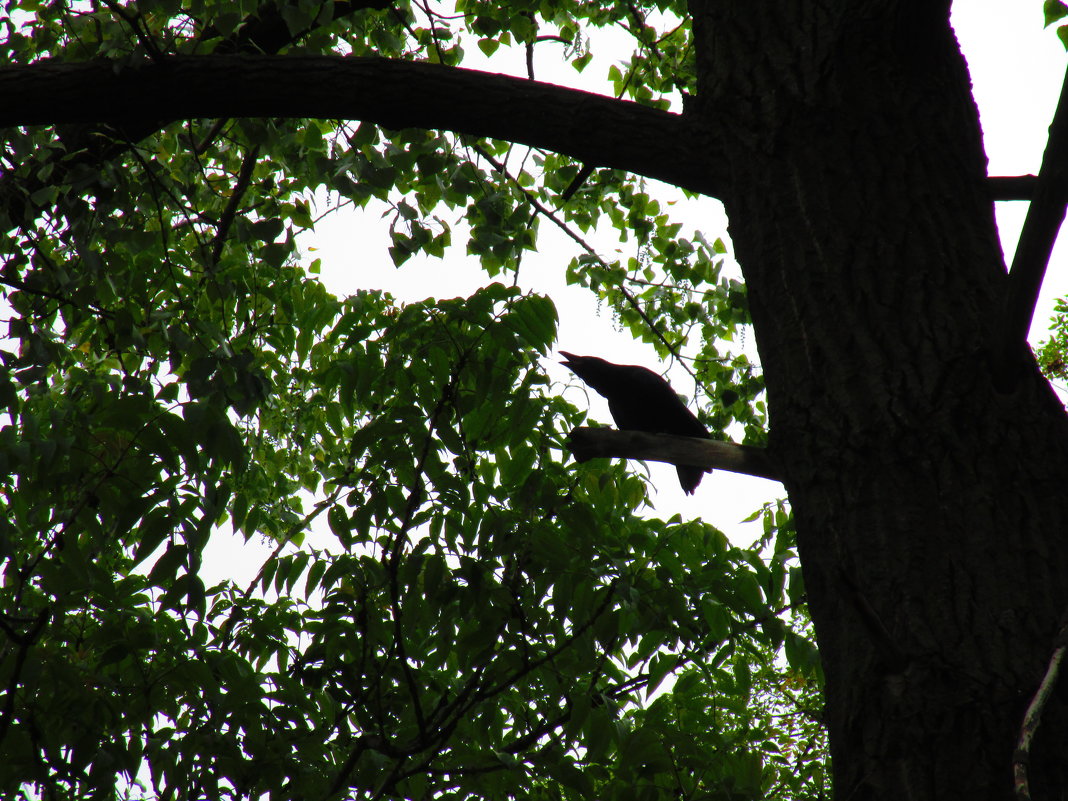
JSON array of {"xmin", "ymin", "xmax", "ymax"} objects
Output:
[{"xmin": 200, "ymin": 3, "xmax": 1068, "ymax": 584}]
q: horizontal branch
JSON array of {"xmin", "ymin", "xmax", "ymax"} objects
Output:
[
  {"xmin": 988, "ymin": 175, "xmax": 1037, "ymax": 200},
  {"xmin": 0, "ymin": 54, "xmax": 722, "ymax": 197},
  {"xmin": 565, "ymin": 427, "xmax": 781, "ymax": 482},
  {"xmin": 0, "ymin": 53, "xmax": 1032, "ymax": 206}
]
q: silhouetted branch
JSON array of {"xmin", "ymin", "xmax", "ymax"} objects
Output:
[
  {"xmin": 997, "ymin": 64, "xmax": 1068, "ymax": 387},
  {"xmin": 0, "ymin": 55, "xmax": 716, "ymax": 198},
  {"xmin": 565, "ymin": 427, "xmax": 781, "ymax": 482},
  {"xmin": 988, "ymin": 175, "xmax": 1037, "ymax": 200},
  {"xmin": 210, "ymin": 144, "xmax": 261, "ymax": 267}
]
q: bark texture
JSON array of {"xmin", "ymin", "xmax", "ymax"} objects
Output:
[{"xmin": 691, "ymin": 3, "xmax": 1068, "ymax": 798}]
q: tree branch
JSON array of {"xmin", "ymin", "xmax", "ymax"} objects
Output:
[
  {"xmin": 209, "ymin": 144, "xmax": 261, "ymax": 267},
  {"xmin": 565, "ymin": 427, "xmax": 781, "ymax": 482},
  {"xmin": 988, "ymin": 175, "xmax": 1037, "ymax": 201},
  {"xmin": 2, "ymin": 52, "xmax": 1029, "ymax": 212},
  {"xmin": 0, "ymin": 54, "xmax": 720, "ymax": 198},
  {"xmin": 997, "ymin": 64, "xmax": 1068, "ymax": 386}
]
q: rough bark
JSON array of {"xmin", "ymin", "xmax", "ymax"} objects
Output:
[{"xmin": 692, "ymin": 3, "xmax": 1068, "ymax": 798}]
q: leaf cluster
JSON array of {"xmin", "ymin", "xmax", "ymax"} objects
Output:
[{"xmin": 1045, "ymin": 0, "xmax": 1068, "ymax": 49}]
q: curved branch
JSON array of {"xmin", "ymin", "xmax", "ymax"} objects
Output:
[
  {"xmin": 0, "ymin": 54, "xmax": 722, "ymax": 197},
  {"xmin": 210, "ymin": 144, "xmax": 261, "ymax": 267},
  {"xmin": 565, "ymin": 427, "xmax": 781, "ymax": 482}
]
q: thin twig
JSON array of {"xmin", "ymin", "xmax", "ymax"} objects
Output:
[
  {"xmin": 1013, "ymin": 615, "xmax": 1068, "ymax": 801},
  {"xmin": 210, "ymin": 145, "xmax": 261, "ymax": 267}
]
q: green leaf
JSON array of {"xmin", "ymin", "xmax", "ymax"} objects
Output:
[
  {"xmin": 328, "ymin": 504, "xmax": 351, "ymax": 547},
  {"xmin": 1045, "ymin": 0, "xmax": 1068, "ymax": 26},
  {"xmin": 148, "ymin": 544, "xmax": 187, "ymax": 587},
  {"xmin": 646, "ymin": 652, "xmax": 678, "ymax": 698}
]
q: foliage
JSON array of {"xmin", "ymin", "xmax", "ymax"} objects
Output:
[
  {"xmin": 1044, "ymin": 0, "xmax": 1068, "ymax": 49},
  {"xmin": 1037, "ymin": 297, "xmax": 1068, "ymax": 382},
  {"xmin": 0, "ymin": 0, "xmax": 825, "ymax": 798}
]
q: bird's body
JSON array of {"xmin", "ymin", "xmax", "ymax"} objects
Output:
[{"xmin": 560, "ymin": 352, "xmax": 711, "ymax": 494}]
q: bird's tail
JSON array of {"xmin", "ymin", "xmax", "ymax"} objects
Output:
[{"xmin": 677, "ymin": 465, "xmax": 709, "ymax": 495}]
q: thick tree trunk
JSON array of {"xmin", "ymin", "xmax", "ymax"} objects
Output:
[{"xmin": 692, "ymin": 3, "xmax": 1068, "ymax": 798}]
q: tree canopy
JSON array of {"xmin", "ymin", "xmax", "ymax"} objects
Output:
[
  {"xmin": 0, "ymin": 2, "xmax": 827, "ymax": 799},
  {"xmin": 4, "ymin": 2, "xmax": 1068, "ymax": 800}
]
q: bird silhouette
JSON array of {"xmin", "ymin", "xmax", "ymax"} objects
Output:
[{"xmin": 560, "ymin": 352, "xmax": 711, "ymax": 494}]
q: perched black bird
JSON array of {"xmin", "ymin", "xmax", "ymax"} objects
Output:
[{"xmin": 560, "ymin": 352, "xmax": 711, "ymax": 494}]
